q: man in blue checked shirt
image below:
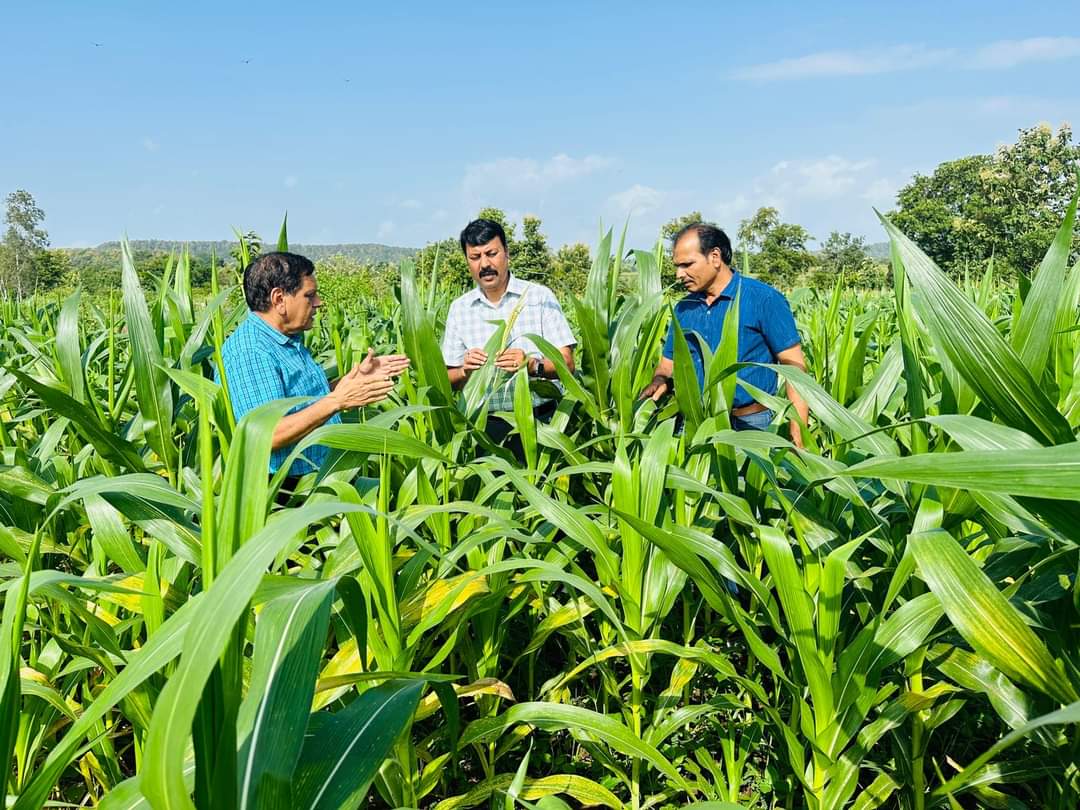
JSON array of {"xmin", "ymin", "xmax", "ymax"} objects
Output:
[
  {"xmin": 220, "ymin": 251, "xmax": 409, "ymax": 478},
  {"xmin": 442, "ymin": 218, "xmax": 576, "ymax": 446},
  {"xmin": 639, "ymin": 222, "xmax": 810, "ymax": 447}
]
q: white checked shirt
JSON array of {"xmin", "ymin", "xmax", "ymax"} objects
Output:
[{"xmin": 441, "ymin": 275, "xmax": 576, "ymax": 412}]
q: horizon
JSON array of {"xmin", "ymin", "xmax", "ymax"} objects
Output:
[{"xmin": 3, "ymin": 1, "xmax": 1078, "ymax": 252}]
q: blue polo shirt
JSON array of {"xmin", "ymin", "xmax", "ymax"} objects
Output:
[
  {"xmin": 218, "ymin": 313, "xmax": 340, "ymax": 475},
  {"xmin": 662, "ymin": 272, "xmax": 801, "ymax": 408}
]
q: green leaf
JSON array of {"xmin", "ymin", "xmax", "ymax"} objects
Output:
[
  {"xmin": 840, "ymin": 442, "xmax": 1080, "ymax": 501},
  {"xmin": 879, "ymin": 213, "xmax": 1072, "ymax": 445},
  {"xmin": 121, "ymin": 238, "xmax": 177, "ymax": 470},
  {"xmin": 1012, "ymin": 182, "xmax": 1079, "ymax": 380},
  {"xmin": 460, "ymin": 702, "xmax": 691, "ymax": 791},
  {"xmin": 11, "ymin": 370, "xmax": 147, "ymax": 472},
  {"xmin": 13, "ymin": 595, "xmax": 201, "ymax": 810},
  {"xmin": 277, "ymin": 212, "xmax": 289, "ymax": 252},
  {"xmin": 292, "ymin": 679, "xmax": 425, "ymax": 809},
  {"xmin": 237, "ymin": 579, "xmax": 336, "ymax": 810},
  {"xmin": 910, "ymin": 530, "xmax": 1077, "ymax": 704},
  {"xmin": 56, "ymin": 288, "xmax": 86, "ymax": 403},
  {"xmin": 433, "ymin": 774, "xmax": 621, "ymax": 810},
  {"xmin": 140, "ymin": 501, "xmax": 366, "ymax": 810}
]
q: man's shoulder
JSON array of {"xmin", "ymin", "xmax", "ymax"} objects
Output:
[
  {"xmin": 222, "ymin": 315, "xmax": 271, "ymax": 360},
  {"xmin": 734, "ymin": 276, "xmax": 794, "ymax": 306},
  {"xmin": 519, "ymin": 281, "xmax": 560, "ymax": 304},
  {"xmin": 738, "ymin": 275, "xmax": 789, "ymax": 304},
  {"xmin": 447, "ymin": 288, "xmax": 479, "ymax": 313}
]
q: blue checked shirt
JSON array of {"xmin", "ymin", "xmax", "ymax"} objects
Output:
[
  {"xmin": 218, "ymin": 312, "xmax": 340, "ymax": 475},
  {"xmin": 441, "ymin": 275, "xmax": 576, "ymax": 413}
]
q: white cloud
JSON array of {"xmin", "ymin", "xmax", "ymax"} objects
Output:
[
  {"xmin": 732, "ymin": 36, "xmax": 1080, "ymax": 81},
  {"xmin": 376, "ymin": 219, "xmax": 395, "ymax": 239},
  {"xmin": 608, "ymin": 184, "xmax": 667, "ymax": 217},
  {"xmin": 462, "ymin": 153, "xmax": 615, "ymax": 197},
  {"xmin": 732, "ymin": 44, "xmax": 952, "ymax": 80},
  {"xmin": 399, "ymin": 198, "xmax": 422, "ymax": 210},
  {"xmin": 764, "ymin": 156, "xmax": 877, "ymax": 200},
  {"xmin": 704, "ymin": 156, "xmax": 898, "ymax": 239},
  {"xmin": 968, "ymin": 36, "xmax": 1080, "ymax": 69},
  {"xmin": 284, "ymin": 175, "xmax": 298, "ymax": 189},
  {"xmin": 709, "ymin": 194, "xmax": 752, "ymax": 226},
  {"xmin": 142, "ymin": 137, "xmax": 160, "ymax": 152}
]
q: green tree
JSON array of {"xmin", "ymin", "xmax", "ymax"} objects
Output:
[
  {"xmin": 414, "ymin": 237, "xmax": 470, "ymax": 294},
  {"xmin": 550, "ymin": 242, "xmax": 591, "ymax": 299},
  {"xmin": 891, "ymin": 123, "xmax": 1080, "ymax": 276},
  {"xmin": 810, "ymin": 231, "xmax": 885, "ymax": 289},
  {"xmin": 737, "ymin": 206, "xmax": 814, "ymax": 287},
  {"xmin": 514, "ymin": 215, "xmax": 552, "ymax": 281},
  {"xmin": 230, "ymin": 230, "xmax": 262, "ymax": 269},
  {"xmin": 0, "ymin": 189, "xmax": 50, "ymax": 297}
]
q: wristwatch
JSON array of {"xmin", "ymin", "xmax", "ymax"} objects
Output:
[{"xmin": 529, "ymin": 356, "xmax": 544, "ymax": 377}]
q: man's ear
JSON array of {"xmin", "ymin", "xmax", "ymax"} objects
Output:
[{"xmin": 269, "ymin": 287, "xmax": 286, "ymax": 310}]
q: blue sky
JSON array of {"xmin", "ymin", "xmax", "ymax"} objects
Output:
[{"xmin": 2, "ymin": 1, "xmax": 1078, "ymax": 252}]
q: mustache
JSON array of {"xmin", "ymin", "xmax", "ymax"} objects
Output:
[{"xmin": 478, "ymin": 268, "xmax": 498, "ymax": 277}]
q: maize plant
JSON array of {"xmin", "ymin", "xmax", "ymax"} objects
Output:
[{"xmin": 2, "ymin": 186, "xmax": 1080, "ymax": 809}]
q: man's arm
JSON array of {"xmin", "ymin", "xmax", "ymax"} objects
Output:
[
  {"xmin": 271, "ymin": 395, "xmax": 343, "ymax": 450},
  {"xmin": 274, "ymin": 351, "xmax": 406, "ymax": 450},
  {"xmin": 776, "ymin": 344, "xmax": 810, "ymax": 448},
  {"xmin": 639, "ymin": 356, "xmax": 674, "ymax": 401}
]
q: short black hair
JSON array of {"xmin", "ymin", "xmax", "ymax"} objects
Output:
[
  {"xmin": 671, "ymin": 222, "xmax": 733, "ymax": 266},
  {"xmin": 243, "ymin": 251, "xmax": 316, "ymax": 312},
  {"xmin": 460, "ymin": 218, "xmax": 507, "ymax": 254}
]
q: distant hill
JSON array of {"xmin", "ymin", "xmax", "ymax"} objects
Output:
[
  {"xmin": 64, "ymin": 240, "xmax": 417, "ymax": 266},
  {"xmin": 864, "ymin": 242, "xmax": 891, "ymax": 261}
]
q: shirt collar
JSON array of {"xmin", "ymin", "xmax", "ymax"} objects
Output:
[
  {"xmin": 468, "ymin": 273, "xmax": 528, "ymax": 306},
  {"xmin": 248, "ymin": 311, "xmax": 297, "ymax": 346},
  {"xmin": 683, "ymin": 271, "xmax": 740, "ymax": 305}
]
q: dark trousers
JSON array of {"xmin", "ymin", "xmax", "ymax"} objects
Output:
[{"xmin": 484, "ymin": 400, "xmax": 557, "ymax": 462}]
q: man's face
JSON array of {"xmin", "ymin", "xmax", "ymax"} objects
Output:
[
  {"xmin": 278, "ymin": 273, "xmax": 322, "ymax": 333},
  {"xmin": 673, "ymin": 233, "xmax": 724, "ymax": 294},
  {"xmin": 465, "ymin": 236, "xmax": 510, "ymax": 294}
]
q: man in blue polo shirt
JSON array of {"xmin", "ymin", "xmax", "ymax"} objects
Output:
[
  {"xmin": 639, "ymin": 222, "xmax": 809, "ymax": 446},
  {"xmin": 220, "ymin": 251, "xmax": 409, "ymax": 478}
]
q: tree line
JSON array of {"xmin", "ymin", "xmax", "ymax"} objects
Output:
[{"xmin": 3, "ymin": 123, "xmax": 1077, "ymax": 299}]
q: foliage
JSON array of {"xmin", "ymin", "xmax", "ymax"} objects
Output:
[
  {"xmin": 6, "ymin": 178, "xmax": 1080, "ymax": 810},
  {"xmin": 550, "ymin": 242, "xmax": 592, "ymax": 299},
  {"xmin": 737, "ymin": 206, "xmax": 815, "ymax": 286},
  {"xmin": 514, "ymin": 215, "xmax": 553, "ymax": 282},
  {"xmin": 314, "ymin": 254, "xmax": 395, "ymax": 304},
  {"xmin": 891, "ymin": 123, "xmax": 1080, "ymax": 276},
  {"xmin": 0, "ymin": 190, "xmax": 50, "ymax": 298},
  {"xmin": 809, "ymin": 231, "xmax": 888, "ymax": 290}
]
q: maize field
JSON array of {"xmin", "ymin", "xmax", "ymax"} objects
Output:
[{"xmin": 2, "ymin": 193, "xmax": 1080, "ymax": 810}]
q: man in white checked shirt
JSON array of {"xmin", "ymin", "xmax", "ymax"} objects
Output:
[{"xmin": 442, "ymin": 218, "xmax": 576, "ymax": 445}]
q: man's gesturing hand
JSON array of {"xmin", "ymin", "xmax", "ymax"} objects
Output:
[
  {"xmin": 331, "ymin": 349, "xmax": 408, "ymax": 410},
  {"xmin": 494, "ymin": 348, "xmax": 526, "ymax": 372},
  {"xmin": 357, "ymin": 348, "xmax": 410, "ymax": 378}
]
